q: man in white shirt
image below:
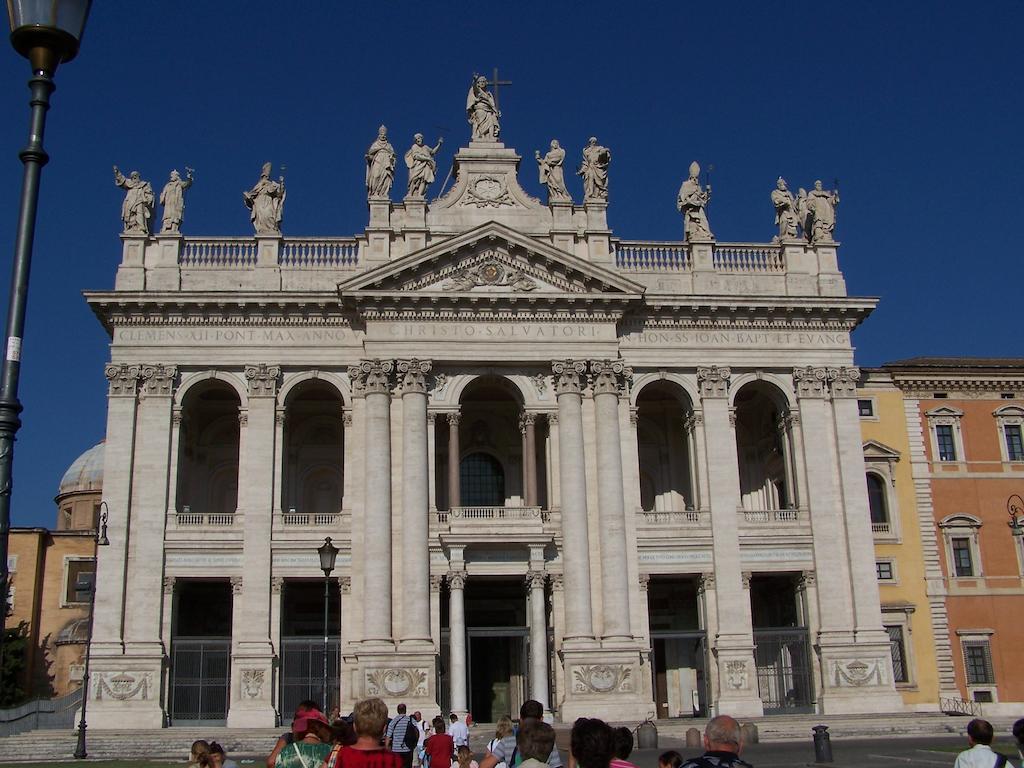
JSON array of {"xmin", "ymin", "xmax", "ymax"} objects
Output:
[
  {"xmin": 954, "ymin": 719, "xmax": 1007, "ymax": 768},
  {"xmin": 448, "ymin": 713, "xmax": 470, "ymax": 749}
]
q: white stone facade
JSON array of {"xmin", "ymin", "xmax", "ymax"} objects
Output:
[{"xmin": 84, "ymin": 133, "xmax": 900, "ymax": 728}]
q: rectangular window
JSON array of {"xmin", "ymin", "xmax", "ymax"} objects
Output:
[
  {"xmin": 857, "ymin": 399, "xmax": 874, "ymax": 417},
  {"xmin": 876, "ymin": 561, "xmax": 894, "ymax": 580},
  {"xmin": 65, "ymin": 560, "xmax": 95, "ymax": 604},
  {"xmin": 1005, "ymin": 425, "xmax": 1024, "ymax": 461},
  {"xmin": 935, "ymin": 424, "xmax": 957, "ymax": 461},
  {"xmin": 886, "ymin": 625, "xmax": 909, "ymax": 683},
  {"xmin": 951, "ymin": 537, "xmax": 974, "ymax": 577},
  {"xmin": 962, "ymin": 640, "xmax": 994, "ymax": 685}
]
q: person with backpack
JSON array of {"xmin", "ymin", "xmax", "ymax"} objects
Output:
[
  {"xmin": 954, "ymin": 719, "xmax": 1008, "ymax": 768},
  {"xmin": 478, "ymin": 701, "xmax": 561, "ymax": 768},
  {"xmin": 678, "ymin": 716, "xmax": 752, "ymax": 768},
  {"xmin": 386, "ymin": 703, "xmax": 419, "ymax": 768}
]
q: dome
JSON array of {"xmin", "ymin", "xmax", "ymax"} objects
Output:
[{"xmin": 58, "ymin": 441, "xmax": 104, "ymax": 496}]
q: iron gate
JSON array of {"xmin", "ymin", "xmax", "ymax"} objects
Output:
[
  {"xmin": 753, "ymin": 628, "xmax": 813, "ymax": 713},
  {"xmin": 280, "ymin": 636, "xmax": 341, "ymax": 716},
  {"xmin": 169, "ymin": 637, "xmax": 231, "ymax": 725}
]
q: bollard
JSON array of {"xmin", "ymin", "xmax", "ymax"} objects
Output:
[
  {"xmin": 685, "ymin": 727, "xmax": 701, "ymax": 748},
  {"xmin": 812, "ymin": 725, "xmax": 833, "ymax": 763},
  {"xmin": 637, "ymin": 720, "xmax": 659, "ymax": 749},
  {"xmin": 740, "ymin": 723, "xmax": 759, "ymax": 745}
]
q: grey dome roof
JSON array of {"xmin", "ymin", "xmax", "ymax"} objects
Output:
[{"xmin": 58, "ymin": 441, "xmax": 104, "ymax": 495}]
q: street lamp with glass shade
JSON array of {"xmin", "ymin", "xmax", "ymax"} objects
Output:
[
  {"xmin": 317, "ymin": 537, "xmax": 339, "ymax": 711},
  {"xmin": 0, "ymin": 0, "xmax": 92, "ymax": 655}
]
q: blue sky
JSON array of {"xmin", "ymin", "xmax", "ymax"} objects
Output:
[{"xmin": 0, "ymin": 2, "xmax": 1021, "ymax": 527}]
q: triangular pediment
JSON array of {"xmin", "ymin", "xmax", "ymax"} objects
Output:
[
  {"xmin": 338, "ymin": 221, "xmax": 645, "ymax": 299},
  {"xmin": 862, "ymin": 439, "xmax": 901, "ymax": 462}
]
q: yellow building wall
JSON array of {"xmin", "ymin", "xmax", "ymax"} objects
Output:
[{"xmin": 859, "ymin": 380, "xmax": 940, "ymax": 708}]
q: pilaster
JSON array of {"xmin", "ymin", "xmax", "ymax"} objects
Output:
[
  {"xmin": 253, "ymin": 235, "xmax": 282, "ymax": 290},
  {"xmin": 147, "ymin": 234, "xmax": 182, "ymax": 290},
  {"xmin": 582, "ymin": 200, "xmax": 611, "ymax": 264},
  {"xmin": 115, "ymin": 233, "xmax": 147, "ymax": 290},
  {"xmin": 366, "ymin": 198, "xmax": 393, "ymax": 264}
]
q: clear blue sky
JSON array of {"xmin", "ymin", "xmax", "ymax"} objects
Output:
[{"xmin": 0, "ymin": 2, "xmax": 1020, "ymax": 527}]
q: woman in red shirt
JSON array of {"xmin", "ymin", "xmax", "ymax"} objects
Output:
[{"xmin": 423, "ymin": 716, "xmax": 455, "ymax": 768}]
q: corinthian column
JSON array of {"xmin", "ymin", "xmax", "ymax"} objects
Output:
[
  {"xmin": 551, "ymin": 359, "xmax": 594, "ymax": 642},
  {"xmin": 447, "ymin": 412, "xmax": 461, "ymax": 510},
  {"xmin": 590, "ymin": 359, "xmax": 633, "ymax": 641},
  {"xmin": 349, "ymin": 359, "xmax": 394, "ymax": 643},
  {"xmin": 526, "ymin": 570, "xmax": 549, "ymax": 709},
  {"xmin": 398, "ymin": 359, "xmax": 432, "ymax": 645},
  {"xmin": 447, "ymin": 570, "xmax": 468, "ymax": 714}
]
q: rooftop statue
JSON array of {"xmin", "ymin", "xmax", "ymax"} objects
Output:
[
  {"xmin": 771, "ymin": 177, "xmax": 798, "ymax": 241},
  {"xmin": 535, "ymin": 140, "xmax": 571, "ymax": 203},
  {"xmin": 404, "ymin": 133, "xmax": 444, "ymax": 199},
  {"xmin": 159, "ymin": 168, "xmax": 194, "ymax": 234},
  {"xmin": 578, "ymin": 137, "xmax": 611, "ymax": 201},
  {"xmin": 806, "ymin": 180, "xmax": 839, "ymax": 244},
  {"xmin": 243, "ymin": 162, "xmax": 286, "ymax": 235},
  {"xmin": 366, "ymin": 125, "xmax": 396, "ymax": 200},
  {"xmin": 466, "ymin": 74, "xmax": 500, "ymax": 141},
  {"xmin": 113, "ymin": 166, "xmax": 154, "ymax": 235},
  {"xmin": 677, "ymin": 161, "xmax": 713, "ymax": 241}
]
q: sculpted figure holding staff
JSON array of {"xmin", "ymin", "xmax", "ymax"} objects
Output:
[
  {"xmin": 365, "ymin": 125, "xmax": 396, "ymax": 199},
  {"xmin": 159, "ymin": 168, "xmax": 194, "ymax": 234},
  {"xmin": 466, "ymin": 74, "xmax": 500, "ymax": 140},
  {"xmin": 243, "ymin": 162, "xmax": 286, "ymax": 235},
  {"xmin": 113, "ymin": 166, "xmax": 154, "ymax": 234}
]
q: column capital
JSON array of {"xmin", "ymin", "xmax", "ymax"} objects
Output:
[
  {"xmin": 797, "ymin": 570, "xmax": 817, "ymax": 591},
  {"xmin": 171, "ymin": 406, "xmax": 184, "ymax": 426},
  {"xmin": 162, "ymin": 576, "xmax": 175, "ymax": 594},
  {"xmin": 271, "ymin": 577, "xmax": 284, "ymax": 594},
  {"xmin": 230, "ymin": 576, "xmax": 244, "ymax": 595},
  {"xmin": 349, "ymin": 359, "xmax": 394, "ymax": 396},
  {"xmin": 518, "ymin": 411, "xmax": 537, "ymax": 434},
  {"xmin": 551, "ymin": 359, "xmax": 587, "ymax": 396},
  {"xmin": 525, "ymin": 570, "xmax": 547, "ymax": 590},
  {"xmin": 338, "ymin": 576, "xmax": 352, "ymax": 595},
  {"xmin": 140, "ymin": 364, "xmax": 178, "ymax": 397},
  {"xmin": 590, "ymin": 359, "xmax": 633, "ymax": 396},
  {"xmin": 546, "ymin": 411, "xmax": 558, "ymax": 427},
  {"xmin": 446, "ymin": 411, "xmax": 461, "ymax": 427},
  {"xmin": 397, "ymin": 358, "xmax": 433, "ymax": 395},
  {"xmin": 238, "ymin": 409, "xmax": 249, "ymax": 427},
  {"xmin": 638, "ymin": 573, "xmax": 650, "ymax": 591},
  {"xmin": 829, "ymin": 366, "xmax": 861, "ymax": 398},
  {"xmin": 245, "ymin": 363, "xmax": 282, "ymax": 397},
  {"xmin": 105, "ymin": 363, "xmax": 141, "ymax": 397},
  {"xmin": 697, "ymin": 365, "xmax": 731, "ymax": 398},
  {"xmin": 741, "ymin": 571, "xmax": 752, "ymax": 589},
  {"xmin": 793, "ymin": 366, "xmax": 830, "ymax": 399},
  {"xmin": 446, "ymin": 570, "xmax": 467, "ymax": 590},
  {"xmin": 275, "ymin": 407, "xmax": 287, "ymax": 426},
  {"xmin": 430, "ymin": 574, "xmax": 444, "ymax": 592},
  {"xmin": 550, "ymin": 574, "xmax": 564, "ymax": 592},
  {"xmin": 698, "ymin": 572, "xmax": 715, "ymax": 595},
  {"xmin": 683, "ymin": 411, "xmax": 704, "ymax": 431}
]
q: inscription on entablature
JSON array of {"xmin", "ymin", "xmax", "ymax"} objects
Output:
[
  {"xmin": 622, "ymin": 328, "xmax": 849, "ymax": 350},
  {"xmin": 115, "ymin": 327, "xmax": 355, "ymax": 346},
  {"xmin": 370, "ymin": 321, "xmax": 617, "ymax": 342}
]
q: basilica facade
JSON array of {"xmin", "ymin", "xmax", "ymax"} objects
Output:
[{"xmin": 85, "ymin": 91, "xmax": 901, "ymax": 727}]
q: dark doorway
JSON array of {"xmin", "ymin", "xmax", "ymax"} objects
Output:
[
  {"xmin": 280, "ymin": 580, "xmax": 340, "ymax": 715},
  {"xmin": 169, "ymin": 580, "xmax": 232, "ymax": 725},
  {"xmin": 647, "ymin": 576, "xmax": 709, "ymax": 717},
  {"xmin": 461, "ymin": 579, "xmax": 528, "ymax": 722},
  {"xmin": 750, "ymin": 573, "xmax": 813, "ymax": 713}
]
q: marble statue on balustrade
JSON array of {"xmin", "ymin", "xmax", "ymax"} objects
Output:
[
  {"xmin": 159, "ymin": 168, "xmax": 194, "ymax": 234},
  {"xmin": 404, "ymin": 133, "xmax": 444, "ymax": 199},
  {"xmin": 243, "ymin": 162, "xmax": 286, "ymax": 235},
  {"xmin": 677, "ymin": 161, "xmax": 714, "ymax": 241},
  {"xmin": 805, "ymin": 180, "xmax": 839, "ymax": 243},
  {"xmin": 771, "ymin": 177, "xmax": 799, "ymax": 241},
  {"xmin": 366, "ymin": 125, "xmax": 396, "ymax": 199},
  {"xmin": 577, "ymin": 137, "xmax": 611, "ymax": 201},
  {"xmin": 536, "ymin": 140, "xmax": 571, "ymax": 203},
  {"xmin": 466, "ymin": 74, "xmax": 500, "ymax": 141},
  {"xmin": 113, "ymin": 166, "xmax": 154, "ymax": 235}
]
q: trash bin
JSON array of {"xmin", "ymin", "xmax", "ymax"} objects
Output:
[{"xmin": 637, "ymin": 720, "xmax": 658, "ymax": 749}]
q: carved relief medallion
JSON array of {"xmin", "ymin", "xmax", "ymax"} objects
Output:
[
  {"xmin": 365, "ymin": 667, "xmax": 429, "ymax": 697},
  {"xmin": 95, "ymin": 671, "xmax": 153, "ymax": 701},
  {"xmin": 463, "ymin": 176, "xmax": 514, "ymax": 208},
  {"xmin": 571, "ymin": 664, "xmax": 634, "ymax": 694},
  {"xmin": 241, "ymin": 668, "xmax": 266, "ymax": 699}
]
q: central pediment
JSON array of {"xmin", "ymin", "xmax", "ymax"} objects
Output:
[{"xmin": 338, "ymin": 222, "xmax": 645, "ymax": 307}]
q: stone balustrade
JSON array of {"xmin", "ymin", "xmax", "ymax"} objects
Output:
[
  {"xmin": 636, "ymin": 508, "xmax": 708, "ymax": 526},
  {"xmin": 739, "ymin": 507, "xmax": 802, "ymax": 524},
  {"xmin": 175, "ymin": 509, "xmax": 237, "ymax": 527}
]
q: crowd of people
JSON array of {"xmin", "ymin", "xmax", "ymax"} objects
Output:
[{"xmin": 187, "ymin": 702, "xmax": 1024, "ymax": 768}]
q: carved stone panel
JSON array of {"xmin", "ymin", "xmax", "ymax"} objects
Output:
[
  {"xmin": 365, "ymin": 667, "xmax": 429, "ymax": 698},
  {"xmin": 570, "ymin": 663, "xmax": 635, "ymax": 694},
  {"xmin": 240, "ymin": 668, "xmax": 267, "ymax": 699},
  {"xmin": 724, "ymin": 660, "xmax": 749, "ymax": 690},
  {"xmin": 95, "ymin": 671, "xmax": 154, "ymax": 701},
  {"xmin": 830, "ymin": 658, "xmax": 888, "ymax": 688}
]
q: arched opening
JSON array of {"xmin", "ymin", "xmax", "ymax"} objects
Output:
[
  {"xmin": 734, "ymin": 382, "xmax": 793, "ymax": 511},
  {"xmin": 866, "ymin": 473, "xmax": 888, "ymax": 526},
  {"xmin": 635, "ymin": 381, "xmax": 697, "ymax": 512},
  {"xmin": 283, "ymin": 380, "xmax": 344, "ymax": 518},
  {"xmin": 177, "ymin": 382, "xmax": 241, "ymax": 516}
]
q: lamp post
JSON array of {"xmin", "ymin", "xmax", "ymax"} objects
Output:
[
  {"xmin": 317, "ymin": 536, "xmax": 339, "ymax": 712},
  {"xmin": 74, "ymin": 500, "xmax": 108, "ymax": 760},
  {"xmin": 0, "ymin": 0, "xmax": 93, "ymax": 645}
]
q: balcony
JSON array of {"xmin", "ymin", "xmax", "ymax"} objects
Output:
[
  {"xmin": 280, "ymin": 509, "xmax": 342, "ymax": 527},
  {"xmin": 175, "ymin": 507, "xmax": 237, "ymax": 527},
  {"xmin": 740, "ymin": 508, "xmax": 802, "ymax": 524},
  {"xmin": 433, "ymin": 506, "xmax": 550, "ymax": 538},
  {"xmin": 637, "ymin": 508, "xmax": 709, "ymax": 527},
  {"xmin": 871, "ymin": 521, "xmax": 892, "ymax": 535}
]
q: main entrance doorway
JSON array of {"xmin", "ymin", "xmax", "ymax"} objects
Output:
[
  {"xmin": 463, "ymin": 578, "xmax": 528, "ymax": 722},
  {"xmin": 279, "ymin": 580, "xmax": 340, "ymax": 715},
  {"xmin": 646, "ymin": 576, "xmax": 709, "ymax": 717},
  {"xmin": 750, "ymin": 574, "xmax": 813, "ymax": 713},
  {"xmin": 169, "ymin": 580, "xmax": 232, "ymax": 725}
]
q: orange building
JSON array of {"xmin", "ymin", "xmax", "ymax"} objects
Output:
[
  {"xmin": 887, "ymin": 359, "xmax": 1024, "ymax": 715},
  {"xmin": 5, "ymin": 441, "xmax": 103, "ymax": 699}
]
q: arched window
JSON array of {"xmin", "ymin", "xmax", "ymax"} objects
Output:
[
  {"xmin": 460, "ymin": 452, "xmax": 505, "ymax": 507},
  {"xmin": 866, "ymin": 473, "xmax": 888, "ymax": 526}
]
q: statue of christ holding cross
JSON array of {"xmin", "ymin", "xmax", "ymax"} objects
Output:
[{"xmin": 466, "ymin": 71, "xmax": 508, "ymax": 141}]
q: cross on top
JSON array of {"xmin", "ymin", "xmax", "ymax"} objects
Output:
[{"xmin": 486, "ymin": 67, "xmax": 512, "ymax": 110}]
